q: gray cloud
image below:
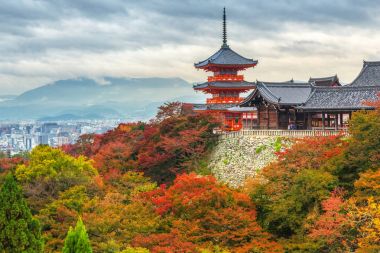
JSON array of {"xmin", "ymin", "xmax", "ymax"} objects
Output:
[{"xmin": 0, "ymin": 0, "xmax": 380, "ymax": 94}]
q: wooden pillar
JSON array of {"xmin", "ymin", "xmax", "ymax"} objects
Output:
[
  {"xmin": 303, "ymin": 112, "xmax": 307, "ymax": 130},
  {"xmin": 267, "ymin": 107, "xmax": 270, "ymax": 129},
  {"xmin": 327, "ymin": 114, "xmax": 330, "ymax": 128},
  {"xmin": 307, "ymin": 112, "xmax": 312, "ymax": 130},
  {"xmin": 322, "ymin": 112, "xmax": 325, "ymax": 130},
  {"xmin": 335, "ymin": 113, "xmax": 338, "ymax": 130},
  {"xmin": 276, "ymin": 108, "xmax": 280, "ymax": 129},
  {"xmin": 257, "ymin": 107, "xmax": 260, "ymax": 129},
  {"xmin": 340, "ymin": 113, "xmax": 343, "ymax": 128}
]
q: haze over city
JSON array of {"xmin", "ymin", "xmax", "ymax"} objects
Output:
[{"xmin": 2, "ymin": 0, "xmax": 380, "ymax": 95}]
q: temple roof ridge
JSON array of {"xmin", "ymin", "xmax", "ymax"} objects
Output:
[
  {"xmin": 349, "ymin": 59, "xmax": 380, "ymax": 87},
  {"xmin": 363, "ymin": 60, "xmax": 380, "ymax": 67}
]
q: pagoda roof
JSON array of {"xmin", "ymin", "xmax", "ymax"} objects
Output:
[
  {"xmin": 349, "ymin": 61, "xmax": 380, "ymax": 87},
  {"xmin": 193, "ymin": 103, "xmax": 238, "ymax": 111},
  {"xmin": 193, "ymin": 80, "xmax": 255, "ymax": 90},
  {"xmin": 194, "ymin": 8, "xmax": 257, "ymax": 71},
  {"xmin": 309, "ymin": 75, "xmax": 341, "ymax": 86},
  {"xmin": 194, "ymin": 45, "xmax": 258, "ymax": 70},
  {"xmin": 299, "ymin": 85, "xmax": 380, "ymax": 111},
  {"xmin": 241, "ymin": 81, "xmax": 312, "ymax": 106}
]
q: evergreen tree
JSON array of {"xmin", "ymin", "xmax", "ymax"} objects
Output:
[
  {"xmin": 62, "ymin": 217, "xmax": 92, "ymax": 253},
  {"xmin": 0, "ymin": 173, "xmax": 43, "ymax": 252}
]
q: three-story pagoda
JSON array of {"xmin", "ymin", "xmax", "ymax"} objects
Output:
[{"xmin": 193, "ymin": 8, "xmax": 258, "ymax": 131}]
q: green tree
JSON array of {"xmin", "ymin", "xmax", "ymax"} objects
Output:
[
  {"xmin": 332, "ymin": 99, "xmax": 380, "ymax": 191},
  {"xmin": 0, "ymin": 173, "xmax": 43, "ymax": 252},
  {"xmin": 62, "ymin": 217, "xmax": 92, "ymax": 253}
]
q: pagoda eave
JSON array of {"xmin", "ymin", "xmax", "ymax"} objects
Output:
[
  {"xmin": 194, "ymin": 88, "xmax": 254, "ymax": 94},
  {"xmin": 195, "ymin": 63, "xmax": 257, "ymax": 72}
]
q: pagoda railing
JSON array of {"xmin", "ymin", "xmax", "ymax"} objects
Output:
[
  {"xmin": 207, "ymin": 97, "xmax": 244, "ymax": 104},
  {"xmin": 217, "ymin": 129, "xmax": 349, "ymax": 138},
  {"xmin": 208, "ymin": 74, "xmax": 244, "ymax": 82}
]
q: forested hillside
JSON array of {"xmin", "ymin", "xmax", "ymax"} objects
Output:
[{"xmin": 0, "ymin": 99, "xmax": 379, "ymax": 253}]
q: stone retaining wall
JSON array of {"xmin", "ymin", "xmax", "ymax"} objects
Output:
[{"xmin": 209, "ymin": 135, "xmax": 293, "ymax": 188}]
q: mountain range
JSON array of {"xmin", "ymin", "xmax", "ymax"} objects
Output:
[{"xmin": 0, "ymin": 77, "xmax": 205, "ymax": 121}]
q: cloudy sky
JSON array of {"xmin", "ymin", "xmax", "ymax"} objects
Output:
[{"xmin": 1, "ymin": 0, "xmax": 380, "ymax": 95}]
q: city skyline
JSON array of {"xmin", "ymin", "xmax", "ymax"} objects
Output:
[{"xmin": 1, "ymin": 0, "xmax": 380, "ymax": 95}]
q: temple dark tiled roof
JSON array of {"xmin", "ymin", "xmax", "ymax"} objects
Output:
[
  {"xmin": 241, "ymin": 81, "xmax": 312, "ymax": 106},
  {"xmin": 194, "ymin": 45, "xmax": 258, "ymax": 69},
  {"xmin": 192, "ymin": 103, "xmax": 238, "ymax": 111},
  {"xmin": 350, "ymin": 61, "xmax": 380, "ymax": 87},
  {"xmin": 193, "ymin": 81, "xmax": 255, "ymax": 90},
  {"xmin": 299, "ymin": 86, "xmax": 380, "ymax": 111},
  {"xmin": 309, "ymin": 75, "xmax": 341, "ymax": 86}
]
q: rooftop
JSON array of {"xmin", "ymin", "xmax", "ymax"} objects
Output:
[
  {"xmin": 193, "ymin": 81, "xmax": 255, "ymax": 90},
  {"xmin": 299, "ymin": 86, "xmax": 380, "ymax": 111},
  {"xmin": 194, "ymin": 45, "xmax": 258, "ymax": 70},
  {"xmin": 192, "ymin": 103, "xmax": 238, "ymax": 111},
  {"xmin": 309, "ymin": 75, "xmax": 341, "ymax": 87},
  {"xmin": 241, "ymin": 81, "xmax": 313, "ymax": 106},
  {"xmin": 350, "ymin": 61, "xmax": 380, "ymax": 87},
  {"xmin": 194, "ymin": 8, "xmax": 258, "ymax": 71}
]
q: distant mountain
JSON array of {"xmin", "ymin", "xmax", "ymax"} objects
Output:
[
  {"xmin": 0, "ymin": 95, "xmax": 16, "ymax": 103},
  {"xmin": 0, "ymin": 77, "xmax": 205, "ymax": 121}
]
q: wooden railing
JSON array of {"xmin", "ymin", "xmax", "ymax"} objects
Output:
[
  {"xmin": 207, "ymin": 97, "xmax": 244, "ymax": 104},
  {"xmin": 218, "ymin": 129, "xmax": 349, "ymax": 139},
  {"xmin": 208, "ymin": 74, "xmax": 244, "ymax": 82}
]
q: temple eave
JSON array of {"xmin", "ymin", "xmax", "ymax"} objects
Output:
[{"xmin": 195, "ymin": 63, "xmax": 258, "ymax": 70}]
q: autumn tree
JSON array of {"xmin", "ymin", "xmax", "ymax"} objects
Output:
[
  {"xmin": 62, "ymin": 217, "xmax": 92, "ymax": 253},
  {"xmin": 15, "ymin": 145, "xmax": 98, "ymax": 212},
  {"xmin": 247, "ymin": 136, "xmax": 344, "ymax": 237},
  {"xmin": 346, "ymin": 167, "xmax": 380, "ymax": 252},
  {"xmin": 132, "ymin": 229, "xmax": 197, "ymax": 253},
  {"xmin": 154, "ymin": 101, "xmax": 183, "ymax": 123},
  {"xmin": 332, "ymin": 95, "xmax": 380, "ymax": 191},
  {"xmin": 38, "ymin": 172, "xmax": 160, "ymax": 252},
  {"xmin": 135, "ymin": 173, "xmax": 283, "ymax": 252},
  {"xmin": 121, "ymin": 247, "xmax": 150, "ymax": 253},
  {"xmin": 308, "ymin": 189, "xmax": 349, "ymax": 252},
  {"xmin": 83, "ymin": 173, "xmax": 160, "ymax": 252},
  {"xmin": 0, "ymin": 173, "xmax": 44, "ymax": 252}
]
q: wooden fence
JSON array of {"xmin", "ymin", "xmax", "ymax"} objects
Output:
[{"xmin": 218, "ymin": 129, "xmax": 349, "ymax": 139}]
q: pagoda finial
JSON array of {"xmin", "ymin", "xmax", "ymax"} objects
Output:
[{"xmin": 222, "ymin": 7, "xmax": 228, "ymax": 47}]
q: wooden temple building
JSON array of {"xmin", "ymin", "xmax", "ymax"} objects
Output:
[{"xmin": 192, "ymin": 9, "xmax": 380, "ymax": 131}]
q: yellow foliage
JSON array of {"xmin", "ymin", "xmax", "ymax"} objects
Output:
[{"xmin": 348, "ymin": 197, "xmax": 380, "ymax": 252}]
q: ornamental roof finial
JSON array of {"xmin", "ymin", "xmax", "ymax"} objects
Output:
[{"xmin": 222, "ymin": 7, "xmax": 228, "ymax": 47}]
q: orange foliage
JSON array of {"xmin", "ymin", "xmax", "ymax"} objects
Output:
[
  {"xmin": 0, "ymin": 157, "xmax": 25, "ymax": 173},
  {"xmin": 141, "ymin": 173, "xmax": 283, "ymax": 252},
  {"xmin": 132, "ymin": 229, "xmax": 197, "ymax": 253},
  {"xmin": 62, "ymin": 113, "xmax": 219, "ymax": 183},
  {"xmin": 256, "ymin": 136, "xmax": 345, "ymax": 200},
  {"xmin": 309, "ymin": 189, "xmax": 348, "ymax": 244}
]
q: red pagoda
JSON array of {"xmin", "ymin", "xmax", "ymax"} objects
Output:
[{"xmin": 193, "ymin": 8, "xmax": 258, "ymax": 131}]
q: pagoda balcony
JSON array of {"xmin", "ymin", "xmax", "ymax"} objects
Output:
[
  {"xmin": 207, "ymin": 97, "xmax": 244, "ymax": 104},
  {"xmin": 208, "ymin": 74, "xmax": 244, "ymax": 82}
]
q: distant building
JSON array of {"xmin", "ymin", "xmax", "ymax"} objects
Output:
[
  {"xmin": 25, "ymin": 137, "xmax": 32, "ymax": 150},
  {"xmin": 42, "ymin": 123, "xmax": 58, "ymax": 133},
  {"xmin": 56, "ymin": 136, "xmax": 70, "ymax": 146},
  {"xmin": 38, "ymin": 134, "xmax": 49, "ymax": 145}
]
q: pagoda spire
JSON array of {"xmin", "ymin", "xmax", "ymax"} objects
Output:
[{"xmin": 222, "ymin": 7, "xmax": 228, "ymax": 47}]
